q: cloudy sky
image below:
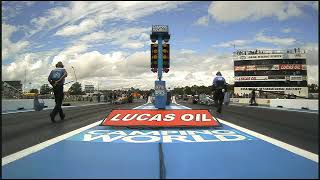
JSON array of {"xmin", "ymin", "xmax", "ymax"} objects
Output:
[{"xmin": 2, "ymin": 1, "xmax": 319, "ymax": 91}]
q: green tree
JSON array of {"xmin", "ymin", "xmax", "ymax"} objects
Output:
[
  {"xmin": 308, "ymin": 84, "xmax": 318, "ymax": 93},
  {"xmin": 29, "ymin": 88, "xmax": 39, "ymax": 94},
  {"xmin": 68, "ymin": 82, "xmax": 84, "ymax": 95},
  {"xmin": 40, "ymin": 84, "xmax": 52, "ymax": 95},
  {"xmin": 184, "ymin": 86, "xmax": 192, "ymax": 95}
]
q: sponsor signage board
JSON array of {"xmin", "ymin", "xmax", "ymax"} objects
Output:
[
  {"xmin": 234, "ymin": 53, "xmax": 306, "ymax": 61},
  {"xmin": 234, "ymin": 76, "xmax": 268, "ymax": 81},
  {"xmin": 280, "ymin": 64, "xmax": 302, "ymax": 70},
  {"xmin": 235, "ymin": 65, "xmax": 280, "ymax": 71},
  {"xmin": 234, "ymin": 66, "xmax": 246, "ymax": 71},
  {"xmin": 152, "ymin": 25, "xmax": 169, "ymax": 33},
  {"xmin": 246, "ymin": 65, "xmax": 256, "ymax": 71},
  {"xmin": 290, "ymin": 76, "xmax": 303, "ymax": 81},
  {"xmin": 238, "ymin": 87, "xmax": 304, "ymax": 91},
  {"xmin": 101, "ymin": 109, "xmax": 220, "ymax": 127},
  {"xmin": 235, "ymin": 64, "xmax": 305, "ymax": 71}
]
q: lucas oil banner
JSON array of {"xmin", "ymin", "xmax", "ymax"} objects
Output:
[{"xmin": 101, "ymin": 109, "xmax": 220, "ymax": 127}]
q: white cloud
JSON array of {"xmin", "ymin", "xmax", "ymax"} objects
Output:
[
  {"xmin": 2, "ymin": 53, "xmax": 52, "ymax": 90},
  {"xmin": 255, "ymin": 32, "xmax": 296, "ymax": 46},
  {"xmin": 55, "ymin": 19, "xmax": 99, "ymax": 36},
  {"xmin": 213, "ymin": 39, "xmax": 253, "ymax": 48},
  {"xmin": 2, "ymin": 23, "xmax": 29, "ymax": 60},
  {"xmin": 208, "ymin": 1, "xmax": 314, "ymax": 23},
  {"xmin": 281, "ymin": 28, "xmax": 292, "ymax": 33},
  {"xmin": 2, "ymin": 1, "xmax": 36, "ymax": 21},
  {"xmin": 80, "ymin": 27, "xmax": 150, "ymax": 49},
  {"xmin": 195, "ymin": 16, "xmax": 209, "ymax": 26},
  {"xmin": 29, "ymin": 1, "xmax": 190, "ymax": 38}
]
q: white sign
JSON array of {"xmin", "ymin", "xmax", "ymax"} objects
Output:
[
  {"xmin": 234, "ymin": 54, "xmax": 283, "ymax": 61},
  {"xmin": 234, "ymin": 76, "xmax": 268, "ymax": 81},
  {"xmin": 152, "ymin": 25, "xmax": 168, "ymax": 33},
  {"xmin": 239, "ymin": 87, "xmax": 304, "ymax": 91},
  {"xmin": 233, "ymin": 53, "xmax": 306, "ymax": 61}
]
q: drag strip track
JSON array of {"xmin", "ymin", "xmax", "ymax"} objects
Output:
[
  {"xmin": 178, "ymin": 101, "xmax": 319, "ymax": 154},
  {"xmin": 2, "ymin": 102, "xmax": 144, "ymax": 157}
]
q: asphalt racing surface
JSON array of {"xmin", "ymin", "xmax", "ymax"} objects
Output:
[
  {"xmin": 178, "ymin": 101, "xmax": 319, "ymax": 154},
  {"xmin": 2, "ymin": 100, "xmax": 318, "ymax": 178},
  {"xmin": 3, "ymin": 101, "xmax": 318, "ymax": 156},
  {"xmin": 2, "ymin": 102, "xmax": 145, "ymax": 157}
]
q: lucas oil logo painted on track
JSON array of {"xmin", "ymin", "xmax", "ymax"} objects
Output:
[{"xmin": 68, "ymin": 129, "xmax": 256, "ymax": 143}]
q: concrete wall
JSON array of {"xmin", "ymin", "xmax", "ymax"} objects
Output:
[
  {"xmin": 2, "ymin": 99, "xmax": 56, "ymax": 112},
  {"xmin": 270, "ymin": 99, "xmax": 318, "ymax": 110},
  {"xmin": 230, "ymin": 98, "xmax": 270, "ymax": 105}
]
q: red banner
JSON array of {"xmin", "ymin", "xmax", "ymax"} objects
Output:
[
  {"xmin": 279, "ymin": 64, "xmax": 302, "ymax": 70},
  {"xmin": 101, "ymin": 109, "xmax": 220, "ymax": 127}
]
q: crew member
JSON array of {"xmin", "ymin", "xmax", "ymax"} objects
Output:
[
  {"xmin": 249, "ymin": 89, "xmax": 257, "ymax": 105},
  {"xmin": 212, "ymin": 71, "xmax": 227, "ymax": 113},
  {"xmin": 48, "ymin": 61, "xmax": 68, "ymax": 122}
]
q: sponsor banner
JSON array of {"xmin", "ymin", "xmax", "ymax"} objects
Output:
[
  {"xmin": 246, "ymin": 65, "xmax": 256, "ymax": 71},
  {"xmin": 290, "ymin": 76, "xmax": 303, "ymax": 81},
  {"xmin": 71, "ymin": 129, "xmax": 256, "ymax": 143},
  {"xmin": 234, "ymin": 53, "xmax": 306, "ymax": 61},
  {"xmin": 234, "ymin": 66, "xmax": 246, "ymax": 71},
  {"xmin": 235, "ymin": 65, "xmax": 280, "ymax": 71},
  {"xmin": 268, "ymin": 75, "xmax": 286, "ymax": 81},
  {"xmin": 256, "ymin": 66, "xmax": 270, "ymax": 71},
  {"xmin": 236, "ymin": 64, "xmax": 306, "ymax": 71},
  {"xmin": 234, "ymin": 54, "xmax": 283, "ymax": 60},
  {"xmin": 280, "ymin": 64, "xmax": 302, "ymax": 70},
  {"xmin": 238, "ymin": 87, "xmax": 305, "ymax": 91},
  {"xmin": 234, "ymin": 76, "xmax": 268, "ymax": 81},
  {"xmin": 101, "ymin": 109, "xmax": 220, "ymax": 127}
]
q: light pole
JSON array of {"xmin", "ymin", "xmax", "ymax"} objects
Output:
[{"xmin": 71, "ymin": 66, "xmax": 77, "ymax": 83}]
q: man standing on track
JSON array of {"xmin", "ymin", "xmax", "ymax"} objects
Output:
[
  {"xmin": 212, "ymin": 71, "xmax": 227, "ymax": 113},
  {"xmin": 48, "ymin": 61, "xmax": 68, "ymax": 122}
]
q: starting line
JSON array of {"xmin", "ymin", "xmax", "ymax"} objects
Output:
[{"xmin": 2, "ymin": 102, "xmax": 318, "ymax": 179}]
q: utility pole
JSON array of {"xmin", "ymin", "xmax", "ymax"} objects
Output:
[
  {"xmin": 24, "ymin": 69, "xmax": 27, "ymax": 93},
  {"xmin": 71, "ymin": 66, "xmax": 77, "ymax": 83}
]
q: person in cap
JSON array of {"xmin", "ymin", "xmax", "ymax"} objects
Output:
[
  {"xmin": 212, "ymin": 71, "xmax": 227, "ymax": 113},
  {"xmin": 48, "ymin": 61, "xmax": 68, "ymax": 122}
]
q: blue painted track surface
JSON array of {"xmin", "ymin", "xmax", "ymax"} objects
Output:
[{"xmin": 2, "ymin": 103, "xmax": 318, "ymax": 179}]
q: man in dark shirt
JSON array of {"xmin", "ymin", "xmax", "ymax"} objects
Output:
[
  {"xmin": 48, "ymin": 61, "xmax": 68, "ymax": 122},
  {"xmin": 212, "ymin": 71, "xmax": 227, "ymax": 113},
  {"xmin": 250, "ymin": 89, "xmax": 257, "ymax": 105}
]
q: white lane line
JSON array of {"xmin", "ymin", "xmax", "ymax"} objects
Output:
[
  {"xmin": 2, "ymin": 102, "xmax": 152, "ymax": 166},
  {"xmin": 2, "ymin": 120, "xmax": 102, "ymax": 166},
  {"xmin": 177, "ymin": 103, "xmax": 318, "ymax": 163},
  {"xmin": 217, "ymin": 118, "xmax": 318, "ymax": 163},
  {"xmin": 133, "ymin": 102, "xmax": 151, "ymax": 109}
]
